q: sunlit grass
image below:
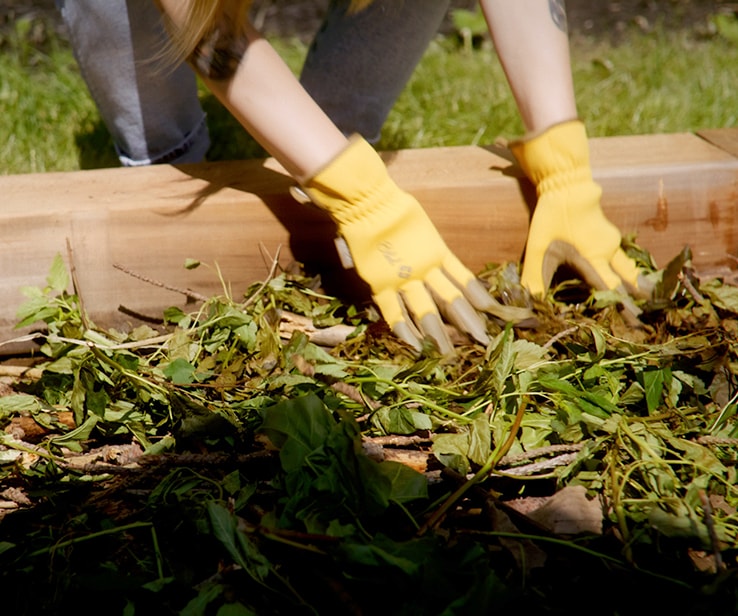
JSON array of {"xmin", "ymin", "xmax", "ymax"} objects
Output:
[
  {"xmin": 0, "ymin": 19, "xmax": 117, "ymax": 174},
  {"xmin": 379, "ymin": 28, "xmax": 738, "ymax": 147},
  {"xmin": 377, "ymin": 37, "xmax": 523, "ymax": 150},
  {"xmin": 572, "ymin": 29, "xmax": 738, "ymax": 136},
  {"xmin": 2, "ymin": 16, "xmax": 738, "ymax": 175}
]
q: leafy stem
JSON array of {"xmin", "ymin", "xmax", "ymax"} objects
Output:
[{"xmin": 418, "ymin": 395, "xmax": 528, "ymax": 535}]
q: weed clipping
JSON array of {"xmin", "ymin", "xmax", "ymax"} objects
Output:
[{"xmin": 1, "ymin": 244, "xmax": 738, "ymax": 614}]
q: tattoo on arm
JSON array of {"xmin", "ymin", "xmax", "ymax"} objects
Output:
[
  {"xmin": 189, "ymin": 25, "xmax": 248, "ymax": 81},
  {"xmin": 548, "ymin": 0, "xmax": 568, "ymax": 34}
]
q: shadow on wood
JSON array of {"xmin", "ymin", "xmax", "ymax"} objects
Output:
[{"xmin": 1, "ymin": 129, "xmax": 737, "ymax": 353}]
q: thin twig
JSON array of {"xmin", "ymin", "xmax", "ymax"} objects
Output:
[
  {"xmin": 366, "ymin": 435, "xmax": 429, "ymax": 448},
  {"xmin": 113, "ymin": 263, "xmax": 208, "ymax": 302},
  {"xmin": 279, "ymin": 311, "xmax": 355, "ymax": 346},
  {"xmin": 0, "ymin": 365, "xmax": 45, "ymax": 380},
  {"xmin": 697, "ymin": 435, "xmax": 738, "ymax": 447},
  {"xmin": 29, "ymin": 521, "xmax": 154, "ymax": 558},
  {"xmin": 292, "ymin": 354, "xmax": 380, "ymax": 410},
  {"xmin": 66, "ymin": 238, "xmax": 92, "ymax": 331},
  {"xmin": 699, "ymin": 489, "xmax": 725, "ymax": 572},
  {"xmin": 30, "ymin": 333, "xmax": 172, "ymax": 352},
  {"xmin": 418, "ymin": 396, "xmax": 529, "ymax": 535},
  {"xmin": 679, "ymin": 270, "xmax": 705, "ymax": 303},
  {"xmin": 492, "ymin": 452, "xmax": 579, "ymax": 477},
  {"xmin": 243, "ymin": 244, "xmax": 282, "ymax": 308},
  {"xmin": 499, "ymin": 443, "xmax": 585, "ymax": 466},
  {"xmin": 498, "ymin": 443, "xmax": 585, "ymax": 465},
  {"xmin": 543, "ymin": 326, "xmax": 578, "ymax": 350},
  {"xmin": 0, "ymin": 333, "xmax": 45, "ymax": 349}
]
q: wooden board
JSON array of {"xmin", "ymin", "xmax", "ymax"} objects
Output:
[
  {"xmin": 590, "ymin": 132, "xmax": 738, "ymax": 269},
  {"xmin": 698, "ymin": 127, "xmax": 738, "ymax": 159},
  {"xmin": 2, "ymin": 130, "xmax": 738, "ymax": 352}
]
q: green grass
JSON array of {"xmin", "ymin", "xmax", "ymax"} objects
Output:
[
  {"xmin": 0, "ymin": 19, "xmax": 117, "ymax": 173},
  {"xmin": 1, "ymin": 14, "xmax": 738, "ymax": 175},
  {"xmin": 572, "ymin": 29, "xmax": 738, "ymax": 136}
]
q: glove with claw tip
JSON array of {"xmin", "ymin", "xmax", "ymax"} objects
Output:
[
  {"xmin": 300, "ymin": 135, "xmax": 522, "ymax": 354},
  {"xmin": 511, "ymin": 120, "xmax": 651, "ymax": 309}
]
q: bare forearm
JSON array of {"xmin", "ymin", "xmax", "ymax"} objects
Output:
[
  {"xmin": 156, "ymin": 0, "xmax": 347, "ymax": 180},
  {"xmin": 195, "ymin": 24, "xmax": 348, "ymax": 180},
  {"xmin": 480, "ymin": 0, "xmax": 577, "ymax": 133}
]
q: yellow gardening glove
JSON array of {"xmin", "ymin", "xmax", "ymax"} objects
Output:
[
  {"xmin": 301, "ymin": 136, "xmax": 530, "ymax": 354},
  {"xmin": 510, "ymin": 120, "xmax": 650, "ymax": 306}
]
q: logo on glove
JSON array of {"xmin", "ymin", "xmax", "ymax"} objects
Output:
[{"xmin": 378, "ymin": 241, "xmax": 412, "ymax": 279}]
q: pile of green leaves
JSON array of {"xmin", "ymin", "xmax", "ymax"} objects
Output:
[{"xmin": 1, "ymin": 245, "xmax": 738, "ymax": 615}]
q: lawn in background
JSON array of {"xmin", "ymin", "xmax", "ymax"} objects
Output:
[{"xmin": 1, "ymin": 9, "xmax": 737, "ymax": 175}]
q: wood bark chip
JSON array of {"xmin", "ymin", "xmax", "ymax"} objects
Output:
[{"xmin": 279, "ymin": 312, "xmax": 355, "ymax": 347}]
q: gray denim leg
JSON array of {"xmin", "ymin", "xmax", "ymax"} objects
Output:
[
  {"xmin": 58, "ymin": 0, "xmax": 210, "ymax": 165},
  {"xmin": 300, "ymin": 0, "xmax": 451, "ymax": 143}
]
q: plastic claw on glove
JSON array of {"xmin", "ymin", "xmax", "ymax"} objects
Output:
[
  {"xmin": 300, "ymin": 136, "xmax": 532, "ymax": 353},
  {"xmin": 511, "ymin": 120, "xmax": 652, "ymax": 318}
]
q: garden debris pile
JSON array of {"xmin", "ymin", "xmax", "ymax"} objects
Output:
[{"xmin": 1, "ymin": 243, "xmax": 738, "ymax": 615}]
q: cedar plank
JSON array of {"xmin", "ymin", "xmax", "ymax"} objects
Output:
[
  {"xmin": 1, "ymin": 131, "xmax": 737, "ymax": 351},
  {"xmin": 698, "ymin": 127, "xmax": 738, "ymax": 159}
]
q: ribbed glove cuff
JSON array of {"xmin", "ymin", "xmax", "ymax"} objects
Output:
[
  {"xmin": 301, "ymin": 135, "xmax": 401, "ymax": 226},
  {"xmin": 509, "ymin": 120, "xmax": 593, "ymax": 192}
]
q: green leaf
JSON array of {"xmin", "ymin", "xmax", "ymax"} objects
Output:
[
  {"xmin": 142, "ymin": 577, "xmax": 175, "ymax": 593},
  {"xmin": 591, "ymin": 288, "xmax": 627, "ymax": 310},
  {"xmin": 259, "ymin": 394, "xmax": 333, "ymax": 472},
  {"xmin": 672, "ymin": 370, "xmax": 706, "ymax": 395},
  {"xmin": 49, "ymin": 414, "xmax": 99, "ymax": 452},
  {"xmin": 144, "ymin": 435, "xmax": 176, "ymax": 455},
  {"xmin": 511, "ymin": 339, "xmax": 549, "ymax": 369},
  {"xmin": 234, "ymin": 322, "xmax": 258, "ymax": 350},
  {"xmin": 46, "ymin": 253, "xmax": 70, "ymax": 293},
  {"xmin": 180, "ymin": 584, "xmax": 224, "ymax": 616},
  {"xmin": 377, "ymin": 460, "xmax": 428, "ymax": 504},
  {"xmin": 261, "ymin": 396, "xmax": 401, "ymax": 530},
  {"xmin": 163, "ymin": 306, "xmax": 188, "ymax": 325},
  {"xmin": 216, "ymin": 603, "xmax": 257, "ymax": 616},
  {"xmin": 207, "ymin": 501, "xmax": 270, "ymax": 584},
  {"xmin": 538, "ymin": 375, "xmax": 619, "ymax": 417},
  {"xmin": 655, "ymin": 245, "xmax": 691, "ymax": 300},
  {"xmin": 667, "ymin": 437, "xmax": 725, "ymax": 473},
  {"xmin": 638, "ymin": 368, "xmax": 666, "ymax": 414},
  {"xmin": 0, "ymin": 541, "xmax": 16, "ymax": 555},
  {"xmin": 163, "ymin": 357, "xmax": 197, "ymax": 385},
  {"xmin": 701, "ymin": 278, "xmax": 738, "ymax": 314},
  {"xmin": 15, "ymin": 294, "xmax": 61, "ymax": 328},
  {"xmin": 432, "ymin": 433, "xmax": 471, "ymax": 475},
  {"xmin": 313, "ymin": 362, "xmax": 350, "ymax": 379},
  {"xmin": 86, "ymin": 387, "xmax": 111, "ymax": 416},
  {"xmin": 0, "ymin": 394, "xmax": 42, "ymax": 416},
  {"xmin": 648, "ymin": 505, "xmax": 710, "ymax": 543},
  {"xmin": 373, "ymin": 406, "xmax": 431, "ymax": 435},
  {"xmin": 467, "ymin": 414, "xmax": 492, "ymax": 466},
  {"xmin": 588, "ymin": 325, "xmax": 607, "ymax": 360},
  {"xmin": 492, "ymin": 326, "xmax": 515, "ymax": 397},
  {"xmin": 340, "ymin": 534, "xmax": 427, "ymax": 574}
]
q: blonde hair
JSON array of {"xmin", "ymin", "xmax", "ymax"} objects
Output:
[
  {"xmin": 165, "ymin": 0, "xmax": 374, "ymax": 62},
  {"xmin": 160, "ymin": 0, "xmax": 250, "ymax": 63}
]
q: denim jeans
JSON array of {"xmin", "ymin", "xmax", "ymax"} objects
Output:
[{"xmin": 57, "ymin": 0, "xmax": 451, "ymax": 166}]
